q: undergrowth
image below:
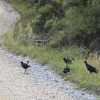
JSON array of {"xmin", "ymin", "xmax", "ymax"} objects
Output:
[{"xmin": 1, "ymin": 29, "xmax": 100, "ymax": 95}]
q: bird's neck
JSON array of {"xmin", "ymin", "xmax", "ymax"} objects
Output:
[{"xmin": 85, "ymin": 62, "xmax": 87, "ymax": 65}]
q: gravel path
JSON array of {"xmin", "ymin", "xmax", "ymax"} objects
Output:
[
  {"xmin": 0, "ymin": 0, "xmax": 20, "ymax": 35},
  {"xmin": 0, "ymin": 0, "xmax": 98, "ymax": 100},
  {"xmin": 0, "ymin": 47, "xmax": 97, "ymax": 100}
]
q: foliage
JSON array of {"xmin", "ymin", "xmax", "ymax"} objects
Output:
[
  {"xmin": 38, "ymin": 4, "xmax": 53, "ymax": 14},
  {"xmin": 64, "ymin": 0, "xmax": 100, "ymax": 47},
  {"xmin": 6, "ymin": 0, "xmax": 100, "ymax": 48}
]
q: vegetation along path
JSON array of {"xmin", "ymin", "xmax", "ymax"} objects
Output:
[{"xmin": 0, "ymin": 0, "xmax": 98, "ymax": 100}]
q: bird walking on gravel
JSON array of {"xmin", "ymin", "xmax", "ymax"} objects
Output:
[
  {"xmin": 63, "ymin": 66, "xmax": 70, "ymax": 73},
  {"xmin": 84, "ymin": 61, "xmax": 99, "ymax": 74},
  {"xmin": 20, "ymin": 61, "xmax": 31, "ymax": 74},
  {"xmin": 63, "ymin": 58, "xmax": 74, "ymax": 64}
]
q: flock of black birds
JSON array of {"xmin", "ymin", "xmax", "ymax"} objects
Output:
[
  {"xmin": 63, "ymin": 58, "xmax": 99, "ymax": 75},
  {"xmin": 20, "ymin": 57, "xmax": 99, "ymax": 75}
]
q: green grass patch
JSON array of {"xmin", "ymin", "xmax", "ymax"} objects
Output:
[
  {"xmin": 5, "ymin": 0, "xmax": 36, "ymax": 23},
  {"xmin": 1, "ymin": 30, "xmax": 100, "ymax": 94}
]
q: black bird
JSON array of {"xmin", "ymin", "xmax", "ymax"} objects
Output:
[
  {"xmin": 84, "ymin": 61, "xmax": 99, "ymax": 74},
  {"xmin": 63, "ymin": 66, "xmax": 70, "ymax": 73},
  {"xmin": 63, "ymin": 58, "xmax": 74, "ymax": 64},
  {"xmin": 20, "ymin": 61, "xmax": 31, "ymax": 74}
]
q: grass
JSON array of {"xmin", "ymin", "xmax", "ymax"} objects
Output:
[
  {"xmin": 1, "ymin": 30, "xmax": 100, "ymax": 95},
  {"xmin": 4, "ymin": 0, "xmax": 36, "ymax": 23},
  {"xmin": 1, "ymin": 0, "xmax": 100, "ymax": 96}
]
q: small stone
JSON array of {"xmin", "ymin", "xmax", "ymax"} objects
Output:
[
  {"xmin": 82, "ymin": 88, "xmax": 86, "ymax": 91},
  {"xmin": 81, "ymin": 93, "xmax": 85, "ymax": 95}
]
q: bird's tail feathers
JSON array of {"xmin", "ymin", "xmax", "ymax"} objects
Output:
[
  {"xmin": 28, "ymin": 65, "xmax": 31, "ymax": 67},
  {"xmin": 94, "ymin": 68, "xmax": 99, "ymax": 73},
  {"xmin": 96, "ymin": 69, "xmax": 99, "ymax": 73}
]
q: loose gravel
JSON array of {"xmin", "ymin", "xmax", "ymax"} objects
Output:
[
  {"xmin": 0, "ymin": 0, "xmax": 20, "ymax": 35},
  {"xmin": 0, "ymin": 47, "xmax": 97, "ymax": 100}
]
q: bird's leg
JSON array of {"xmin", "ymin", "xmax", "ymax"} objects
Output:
[
  {"xmin": 25, "ymin": 69, "xmax": 28, "ymax": 74},
  {"xmin": 26, "ymin": 69, "xmax": 28, "ymax": 74},
  {"xmin": 24, "ymin": 69, "xmax": 27, "ymax": 74}
]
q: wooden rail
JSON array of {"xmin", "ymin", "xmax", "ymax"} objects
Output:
[{"xmin": 34, "ymin": 39, "xmax": 50, "ymax": 45}]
